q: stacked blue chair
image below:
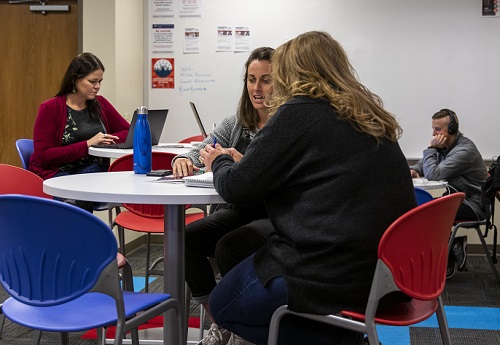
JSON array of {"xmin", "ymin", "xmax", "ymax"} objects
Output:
[
  {"xmin": 15, "ymin": 138, "xmax": 119, "ymax": 225},
  {"xmin": 414, "ymin": 187, "xmax": 434, "ymax": 205},
  {"xmin": 15, "ymin": 138, "xmax": 34, "ymax": 170}
]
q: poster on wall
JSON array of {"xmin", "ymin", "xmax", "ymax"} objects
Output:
[
  {"xmin": 152, "ymin": 24, "xmax": 175, "ymax": 54},
  {"xmin": 152, "ymin": 0, "xmax": 174, "ymax": 18},
  {"xmin": 235, "ymin": 27, "xmax": 251, "ymax": 52},
  {"xmin": 152, "ymin": 58, "xmax": 175, "ymax": 89},
  {"xmin": 184, "ymin": 28, "xmax": 200, "ymax": 53},
  {"xmin": 482, "ymin": 0, "xmax": 498, "ymax": 16},
  {"xmin": 216, "ymin": 26, "xmax": 233, "ymax": 52},
  {"xmin": 179, "ymin": 0, "xmax": 201, "ymax": 17}
]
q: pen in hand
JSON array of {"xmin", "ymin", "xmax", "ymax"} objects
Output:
[{"xmin": 212, "ymin": 123, "xmax": 217, "ymax": 146}]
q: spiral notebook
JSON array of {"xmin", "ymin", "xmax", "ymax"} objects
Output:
[{"xmin": 183, "ymin": 172, "xmax": 214, "ymax": 188}]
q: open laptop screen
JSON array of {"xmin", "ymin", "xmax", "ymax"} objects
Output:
[{"xmin": 189, "ymin": 102, "xmax": 208, "ymax": 138}]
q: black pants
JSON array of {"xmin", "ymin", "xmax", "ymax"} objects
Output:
[
  {"xmin": 456, "ymin": 202, "xmax": 481, "ymax": 221},
  {"xmin": 185, "ymin": 207, "xmax": 274, "ymax": 300}
]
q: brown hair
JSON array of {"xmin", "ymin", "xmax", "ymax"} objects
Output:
[
  {"xmin": 57, "ymin": 52, "xmax": 105, "ymax": 120},
  {"xmin": 237, "ymin": 47, "xmax": 274, "ymax": 130},
  {"xmin": 269, "ymin": 31, "xmax": 402, "ymax": 142}
]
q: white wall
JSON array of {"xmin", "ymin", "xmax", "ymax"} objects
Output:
[
  {"xmin": 82, "ymin": 0, "xmax": 143, "ymax": 122},
  {"xmin": 144, "ymin": 0, "xmax": 500, "ymax": 160},
  {"xmin": 82, "ymin": 0, "xmax": 144, "ymax": 243}
]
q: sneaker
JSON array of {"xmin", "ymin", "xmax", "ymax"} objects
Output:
[
  {"xmin": 227, "ymin": 333, "xmax": 256, "ymax": 345},
  {"xmin": 453, "ymin": 236, "xmax": 468, "ymax": 271},
  {"xmin": 197, "ymin": 323, "xmax": 232, "ymax": 345},
  {"xmin": 362, "ymin": 335, "xmax": 382, "ymax": 345},
  {"xmin": 446, "ymin": 253, "xmax": 456, "ymax": 279}
]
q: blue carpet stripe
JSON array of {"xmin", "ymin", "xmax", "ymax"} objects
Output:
[
  {"xmin": 415, "ymin": 306, "xmax": 500, "ymax": 330},
  {"xmin": 123, "ymin": 276, "xmax": 156, "ymax": 292},
  {"xmin": 377, "ymin": 306, "xmax": 500, "ymax": 344},
  {"xmin": 125, "ymin": 278, "xmax": 499, "ymax": 344}
]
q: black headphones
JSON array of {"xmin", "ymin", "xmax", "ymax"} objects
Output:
[{"xmin": 442, "ymin": 109, "xmax": 459, "ymax": 135}]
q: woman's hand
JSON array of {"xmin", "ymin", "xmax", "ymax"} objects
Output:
[
  {"xmin": 199, "ymin": 144, "xmax": 228, "ymax": 171},
  {"xmin": 225, "ymin": 148, "xmax": 243, "ymax": 162},
  {"xmin": 172, "ymin": 157, "xmax": 199, "ymax": 178},
  {"xmin": 86, "ymin": 132, "xmax": 119, "ymax": 147}
]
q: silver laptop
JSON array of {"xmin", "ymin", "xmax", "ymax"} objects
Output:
[
  {"xmin": 189, "ymin": 102, "xmax": 208, "ymax": 139},
  {"xmin": 92, "ymin": 109, "xmax": 168, "ymax": 149}
]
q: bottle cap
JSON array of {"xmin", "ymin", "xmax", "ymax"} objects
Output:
[{"xmin": 137, "ymin": 106, "xmax": 148, "ymax": 115}]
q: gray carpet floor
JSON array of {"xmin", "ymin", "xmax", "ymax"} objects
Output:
[{"xmin": 0, "ymin": 244, "xmax": 498, "ymax": 344}]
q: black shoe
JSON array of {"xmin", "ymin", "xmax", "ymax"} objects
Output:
[
  {"xmin": 446, "ymin": 253, "xmax": 456, "ymax": 279},
  {"xmin": 453, "ymin": 236, "xmax": 468, "ymax": 271},
  {"xmin": 362, "ymin": 336, "xmax": 382, "ymax": 345},
  {"xmin": 446, "ymin": 261, "xmax": 456, "ymax": 279}
]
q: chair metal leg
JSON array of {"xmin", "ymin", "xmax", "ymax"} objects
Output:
[
  {"xmin": 0, "ymin": 304, "xmax": 4, "ymax": 339},
  {"xmin": 185, "ymin": 284, "xmax": 192, "ymax": 342},
  {"xmin": 267, "ymin": 305, "xmax": 289, "ymax": 345},
  {"xmin": 59, "ymin": 332, "xmax": 69, "ymax": 345},
  {"xmin": 435, "ymin": 297, "xmax": 452, "ymax": 345},
  {"xmin": 474, "ymin": 226, "xmax": 500, "ymax": 282},
  {"xmin": 450, "ymin": 221, "xmax": 500, "ymax": 282},
  {"xmin": 145, "ymin": 234, "xmax": 152, "ymax": 293},
  {"xmin": 117, "ymin": 225, "xmax": 126, "ymax": 255},
  {"xmin": 199, "ymin": 304, "xmax": 206, "ymax": 341},
  {"xmin": 364, "ymin": 323, "xmax": 380, "ymax": 345},
  {"xmin": 130, "ymin": 327, "xmax": 140, "ymax": 345},
  {"xmin": 448, "ymin": 224, "xmax": 459, "ymax": 253},
  {"xmin": 120, "ymin": 260, "xmax": 135, "ymax": 292},
  {"xmin": 96, "ymin": 327, "xmax": 106, "ymax": 345},
  {"xmin": 149, "ymin": 256, "xmax": 164, "ymax": 275},
  {"xmin": 107, "ymin": 205, "xmax": 121, "ymax": 229},
  {"xmin": 32, "ymin": 330, "xmax": 42, "ymax": 345}
]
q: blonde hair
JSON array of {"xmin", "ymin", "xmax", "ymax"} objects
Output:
[{"xmin": 269, "ymin": 31, "xmax": 402, "ymax": 142}]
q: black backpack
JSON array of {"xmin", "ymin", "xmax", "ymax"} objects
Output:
[
  {"xmin": 480, "ymin": 156, "xmax": 500, "ymax": 263},
  {"xmin": 481, "ymin": 156, "xmax": 500, "ymax": 205}
]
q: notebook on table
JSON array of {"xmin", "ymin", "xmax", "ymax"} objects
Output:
[
  {"xmin": 92, "ymin": 109, "xmax": 168, "ymax": 149},
  {"xmin": 189, "ymin": 102, "xmax": 208, "ymax": 139},
  {"xmin": 183, "ymin": 172, "xmax": 214, "ymax": 188}
]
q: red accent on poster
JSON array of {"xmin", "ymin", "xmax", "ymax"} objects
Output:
[{"xmin": 152, "ymin": 58, "xmax": 175, "ymax": 89}]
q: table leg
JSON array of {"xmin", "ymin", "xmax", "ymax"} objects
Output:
[{"xmin": 164, "ymin": 205, "xmax": 186, "ymax": 345}]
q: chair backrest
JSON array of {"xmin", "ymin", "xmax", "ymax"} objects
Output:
[
  {"xmin": 414, "ymin": 187, "xmax": 434, "ymax": 205},
  {"xmin": 0, "ymin": 194, "xmax": 117, "ymax": 306},
  {"xmin": 179, "ymin": 135, "xmax": 204, "ymax": 144},
  {"xmin": 109, "ymin": 152, "xmax": 176, "ymax": 217},
  {"xmin": 378, "ymin": 193, "xmax": 464, "ymax": 300},
  {"xmin": 15, "ymin": 139, "xmax": 34, "ymax": 170},
  {"xmin": 0, "ymin": 164, "xmax": 51, "ymax": 199}
]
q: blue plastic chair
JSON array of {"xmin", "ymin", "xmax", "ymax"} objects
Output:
[
  {"xmin": 15, "ymin": 138, "xmax": 33, "ymax": 170},
  {"xmin": 15, "ymin": 138, "xmax": 119, "ymax": 222},
  {"xmin": 415, "ymin": 187, "xmax": 434, "ymax": 205},
  {"xmin": 0, "ymin": 195, "xmax": 182, "ymax": 345}
]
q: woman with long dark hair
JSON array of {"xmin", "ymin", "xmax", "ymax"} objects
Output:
[
  {"xmin": 29, "ymin": 52, "xmax": 129, "ymax": 211},
  {"xmin": 172, "ymin": 47, "xmax": 275, "ymax": 345}
]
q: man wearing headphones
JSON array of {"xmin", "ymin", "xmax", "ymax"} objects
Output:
[{"xmin": 410, "ymin": 109, "xmax": 488, "ymax": 279}]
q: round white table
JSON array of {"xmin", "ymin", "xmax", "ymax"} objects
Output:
[
  {"xmin": 413, "ymin": 179, "xmax": 448, "ymax": 191},
  {"xmin": 43, "ymin": 171, "xmax": 224, "ymax": 345},
  {"xmin": 89, "ymin": 143, "xmax": 193, "ymax": 159}
]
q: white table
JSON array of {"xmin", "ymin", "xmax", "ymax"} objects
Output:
[
  {"xmin": 413, "ymin": 179, "xmax": 448, "ymax": 191},
  {"xmin": 89, "ymin": 143, "xmax": 193, "ymax": 159},
  {"xmin": 43, "ymin": 171, "xmax": 224, "ymax": 345}
]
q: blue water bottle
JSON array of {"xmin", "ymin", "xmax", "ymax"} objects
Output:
[{"xmin": 133, "ymin": 106, "xmax": 152, "ymax": 174}]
